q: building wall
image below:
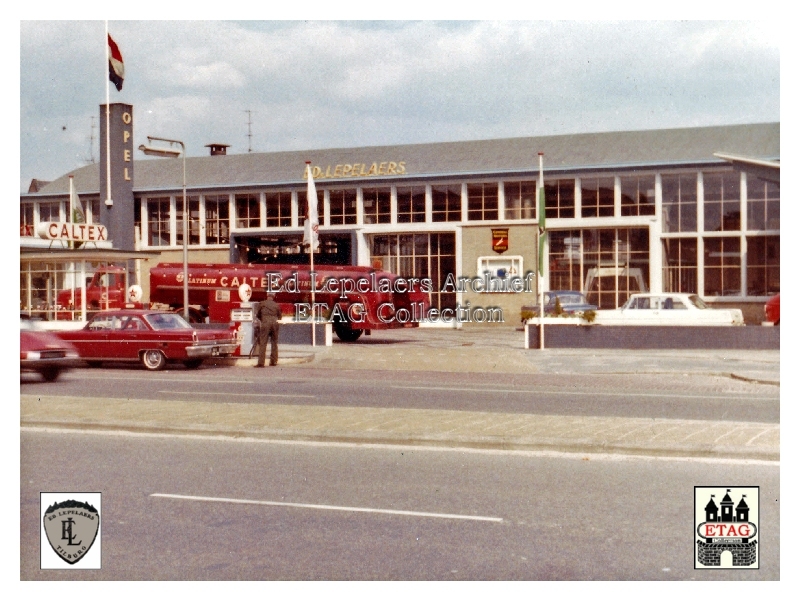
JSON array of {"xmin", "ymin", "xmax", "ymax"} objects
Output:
[{"xmin": 460, "ymin": 224, "xmax": 539, "ymax": 325}]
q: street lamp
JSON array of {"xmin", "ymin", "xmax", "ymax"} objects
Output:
[{"xmin": 138, "ymin": 136, "xmax": 189, "ymax": 321}]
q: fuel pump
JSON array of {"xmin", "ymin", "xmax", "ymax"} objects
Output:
[{"xmin": 230, "ymin": 283, "xmax": 255, "ymax": 357}]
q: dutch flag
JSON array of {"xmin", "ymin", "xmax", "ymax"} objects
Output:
[{"xmin": 108, "ymin": 33, "xmax": 124, "ymax": 91}]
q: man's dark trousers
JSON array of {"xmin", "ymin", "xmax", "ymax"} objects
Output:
[
  {"xmin": 255, "ymin": 297, "xmax": 282, "ymax": 367},
  {"xmin": 257, "ymin": 320, "xmax": 279, "ymax": 366}
]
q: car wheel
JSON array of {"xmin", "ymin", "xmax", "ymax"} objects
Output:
[
  {"xmin": 40, "ymin": 367, "xmax": 61, "ymax": 382},
  {"xmin": 183, "ymin": 359, "xmax": 203, "ymax": 369},
  {"xmin": 141, "ymin": 350, "xmax": 167, "ymax": 371}
]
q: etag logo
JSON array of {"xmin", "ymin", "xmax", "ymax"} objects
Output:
[{"xmin": 694, "ymin": 487, "xmax": 758, "ymax": 569}]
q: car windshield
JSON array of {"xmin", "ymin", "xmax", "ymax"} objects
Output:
[
  {"xmin": 687, "ymin": 295, "xmax": 710, "ymax": 309},
  {"xmin": 144, "ymin": 313, "xmax": 193, "ymax": 330}
]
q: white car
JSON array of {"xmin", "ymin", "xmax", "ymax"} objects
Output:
[{"xmin": 593, "ymin": 293, "xmax": 744, "ymax": 326}]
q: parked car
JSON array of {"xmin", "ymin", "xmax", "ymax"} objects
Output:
[
  {"xmin": 56, "ymin": 309, "xmax": 239, "ymax": 371},
  {"xmin": 20, "ymin": 318, "xmax": 80, "ymax": 381},
  {"xmin": 764, "ymin": 293, "xmax": 780, "ymax": 325},
  {"xmin": 593, "ymin": 293, "xmax": 745, "ymax": 326},
  {"xmin": 521, "ymin": 291, "xmax": 597, "ymax": 320}
]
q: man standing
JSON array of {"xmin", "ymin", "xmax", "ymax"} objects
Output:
[{"xmin": 255, "ymin": 293, "xmax": 282, "ymax": 367}]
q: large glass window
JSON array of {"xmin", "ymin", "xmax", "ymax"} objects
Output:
[
  {"xmin": 747, "ymin": 174, "xmax": 780, "ymax": 230},
  {"xmin": 329, "ymin": 189, "xmax": 357, "ymax": 225},
  {"xmin": 467, "ymin": 183, "xmax": 498, "ymax": 221},
  {"xmin": 549, "ymin": 228, "xmax": 649, "ymax": 308},
  {"xmin": 581, "ymin": 177, "xmax": 615, "ymax": 218},
  {"xmin": 39, "ymin": 201, "xmax": 61, "ymax": 223},
  {"xmin": 703, "ymin": 172, "xmax": 740, "ymax": 232},
  {"xmin": 503, "ymin": 180, "xmax": 536, "ymax": 220},
  {"xmin": 176, "ymin": 196, "xmax": 201, "ymax": 246},
  {"xmin": 662, "ymin": 238, "xmax": 698, "ymax": 294},
  {"xmin": 147, "ymin": 197, "xmax": 171, "ymax": 247},
  {"xmin": 235, "ymin": 193, "xmax": 260, "ymax": 228},
  {"xmin": 747, "ymin": 235, "xmax": 779, "ymax": 296},
  {"xmin": 371, "ymin": 233, "xmax": 456, "ymax": 311},
  {"xmin": 662, "ymin": 174, "xmax": 697, "ymax": 232},
  {"xmin": 265, "ymin": 191, "xmax": 292, "ymax": 227},
  {"xmin": 544, "ymin": 179, "xmax": 575, "ymax": 219},
  {"xmin": 620, "ymin": 175, "xmax": 656, "ymax": 216},
  {"xmin": 362, "ymin": 187, "xmax": 391, "ymax": 224},
  {"xmin": 205, "ymin": 195, "xmax": 229, "ymax": 245},
  {"xmin": 431, "ymin": 184, "xmax": 461, "ymax": 222},
  {"xmin": 396, "ymin": 186, "xmax": 426, "ymax": 223},
  {"xmin": 704, "ymin": 237, "xmax": 741, "ymax": 296}
]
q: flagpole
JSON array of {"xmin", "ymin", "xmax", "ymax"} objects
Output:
[
  {"xmin": 69, "ymin": 176, "xmax": 75, "ymax": 313},
  {"xmin": 104, "ymin": 21, "xmax": 112, "ymax": 207},
  {"xmin": 306, "ymin": 161, "xmax": 316, "ymax": 347},
  {"xmin": 538, "ymin": 152, "xmax": 545, "ymax": 350}
]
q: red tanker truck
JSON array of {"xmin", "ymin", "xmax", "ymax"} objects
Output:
[
  {"xmin": 148, "ymin": 262, "xmax": 432, "ymax": 342},
  {"xmin": 55, "ymin": 265, "xmax": 143, "ymax": 317}
]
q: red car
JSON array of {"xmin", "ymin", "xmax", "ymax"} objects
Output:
[
  {"xmin": 56, "ymin": 309, "xmax": 238, "ymax": 371},
  {"xmin": 765, "ymin": 293, "xmax": 780, "ymax": 325},
  {"xmin": 21, "ymin": 318, "xmax": 80, "ymax": 382}
]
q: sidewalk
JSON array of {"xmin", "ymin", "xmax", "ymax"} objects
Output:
[
  {"xmin": 21, "ymin": 326, "xmax": 780, "ymax": 461},
  {"xmin": 238, "ymin": 325, "xmax": 781, "ymax": 386}
]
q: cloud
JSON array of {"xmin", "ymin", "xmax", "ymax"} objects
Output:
[{"xmin": 20, "ymin": 20, "xmax": 780, "ymax": 192}]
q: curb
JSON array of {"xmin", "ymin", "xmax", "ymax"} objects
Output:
[{"xmin": 21, "ymin": 420, "xmax": 780, "ymax": 462}]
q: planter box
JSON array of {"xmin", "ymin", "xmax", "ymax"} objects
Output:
[{"xmin": 525, "ymin": 323, "xmax": 779, "ymax": 350}]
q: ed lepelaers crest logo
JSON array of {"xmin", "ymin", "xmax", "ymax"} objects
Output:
[
  {"xmin": 42, "ymin": 499, "xmax": 100, "ymax": 565},
  {"xmin": 695, "ymin": 487, "xmax": 759, "ymax": 569}
]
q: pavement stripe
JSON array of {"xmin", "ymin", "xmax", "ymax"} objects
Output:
[
  {"xmin": 159, "ymin": 390, "xmax": 316, "ymax": 399},
  {"xmin": 390, "ymin": 385, "xmax": 775, "ymax": 401},
  {"xmin": 150, "ymin": 492, "xmax": 503, "ymax": 523}
]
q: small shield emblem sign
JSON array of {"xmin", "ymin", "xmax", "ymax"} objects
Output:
[
  {"xmin": 492, "ymin": 228, "xmax": 509, "ymax": 254},
  {"xmin": 43, "ymin": 499, "xmax": 100, "ymax": 565}
]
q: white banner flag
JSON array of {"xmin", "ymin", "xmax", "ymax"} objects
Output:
[{"xmin": 303, "ymin": 162, "xmax": 320, "ymax": 251}]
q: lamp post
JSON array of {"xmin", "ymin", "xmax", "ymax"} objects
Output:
[{"xmin": 138, "ymin": 136, "xmax": 189, "ymax": 320}]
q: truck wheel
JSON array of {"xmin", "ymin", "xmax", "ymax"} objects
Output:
[
  {"xmin": 333, "ymin": 320, "xmax": 363, "ymax": 342},
  {"xmin": 141, "ymin": 350, "xmax": 167, "ymax": 371},
  {"xmin": 183, "ymin": 359, "xmax": 203, "ymax": 369},
  {"xmin": 40, "ymin": 367, "xmax": 61, "ymax": 382},
  {"xmin": 87, "ymin": 361, "xmax": 102, "ymax": 368}
]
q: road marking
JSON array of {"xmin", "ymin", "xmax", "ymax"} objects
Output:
[
  {"xmin": 390, "ymin": 385, "xmax": 777, "ymax": 402},
  {"xmin": 159, "ymin": 390, "xmax": 316, "ymax": 399},
  {"xmin": 22, "ymin": 427, "xmax": 780, "ymax": 466},
  {"xmin": 150, "ymin": 492, "xmax": 503, "ymax": 522}
]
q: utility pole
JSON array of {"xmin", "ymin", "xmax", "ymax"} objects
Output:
[
  {"xmin": 245, "ymin": 109, "xmax": 253, "ymax": 153},
  {"xmin": 85, "ymin": 116, "xmax": 97, "ymax": 164}
]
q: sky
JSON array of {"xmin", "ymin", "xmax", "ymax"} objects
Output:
[{"xmin": 19, "ymin": 19, "xmax": 780, "ymax": 193}]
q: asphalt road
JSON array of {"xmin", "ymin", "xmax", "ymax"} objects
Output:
[
  {"xmin": 20, "ymin": 364, "xmax": 780, "ymax": 423},
  {"xmin": 21, "ymin": 429, "xmax": 779, "ymax": 580}
]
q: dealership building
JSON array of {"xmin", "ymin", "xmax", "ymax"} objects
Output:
[{"xmin": 20, "ymin": 106, "xmax": 779, "ymax": 324}]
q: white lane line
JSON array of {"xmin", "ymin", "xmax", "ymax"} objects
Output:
[
  {"xmin": 150, "ymin": 492, "xmax": 503, "ymax": 523},
  {"xmin": 390, "ymin": 385, "xmax": 776, "ymax": 401},
  {"xmin": 159, "ymin": 390, "xmax": 315, "ymax": 399}
]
